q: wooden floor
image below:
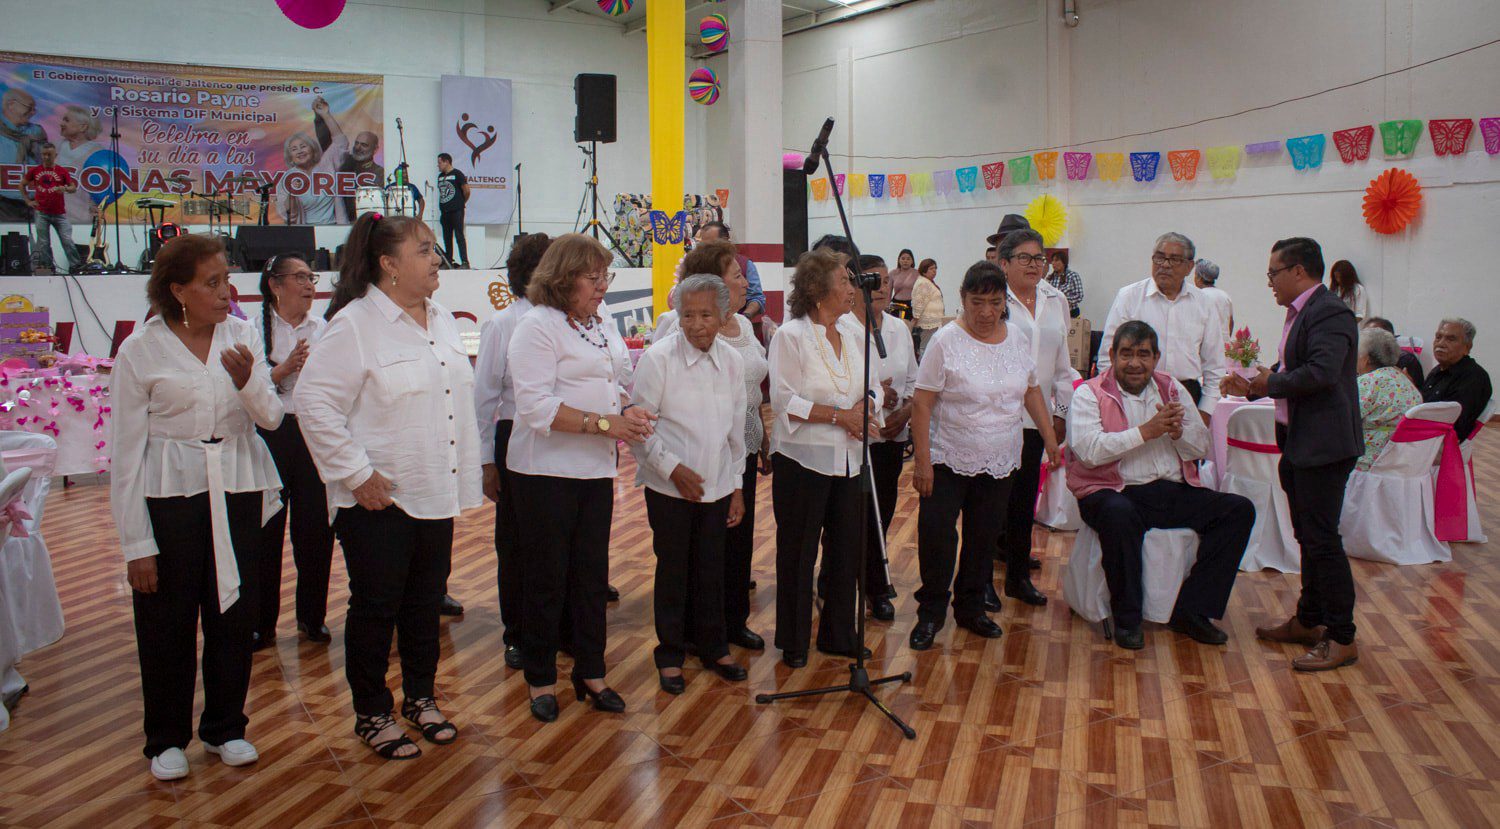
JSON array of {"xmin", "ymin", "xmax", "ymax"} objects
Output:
[{"xmin": 4, "ymin": 437, "xmax": 1500, "ymax": 828}]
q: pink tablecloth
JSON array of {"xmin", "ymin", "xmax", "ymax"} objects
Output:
[
  {"xmin": 0, "ymin": 372, "xmax": 112, "ymax": 476},
  {"xmin": 1211, "ymin": 397, "xmax": 1276, "ymax": 473}
]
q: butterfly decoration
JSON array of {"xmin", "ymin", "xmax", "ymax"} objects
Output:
[
  {"xmin": 1428, "ymin": 119, "xmax": 1474, "ymax": 156},
  {"xmin": 848, "ymin": 174, "xmax": 868, "ymax": 197},
  {"xmin": 1008, "ymin": 156, "xmax": 1033, "ymax": 184},
  {"xmin": 889, "ymin": 174, "xmax": 907, "ymax": 198},
  {"xmin": 910, "ymin": 172, "xmax": 934, "ymax": 196},
  {"xmin": 487, "ymin": 280, "xmax": 515, "ymax": 310},
  {"xmin": 1378, "ymin": 120, "xmax": 1423, "ymax": 157},
  {"xmin": 981, "ymin": 162, "xmax": 1005, "ymax": 190},
  {"xmin": 1244, "ymin": 141, "xmax": 1282, "ymax": 156},
  {"xmin": 1032, "ymin": 151, "xmax": 1058, "ymax": 180},
  {"xmin": 1286, "ymin": 134, "xmax": 1326, "ymax": 171},
  {"xmin": 1129, "ymin": 152, "xmax": 1160, "ymax": 182},
  {"xmin": 809, "ymin": 178, "xmax": 829, "ymax": 201},
  {"xmin": 955, "ymin": 167, "xmax": 979, "ymax": 193},
  {"xmin": 1481, "ymin": 118, "xmax": 1500, "ymax": 156},
  {"xmin": 1063, "ymin": 152, "xmax": 1092, "ymax": 181},
  {"xmin": 649, "ymin": 210, "xmax": 689, "ymax": 245},
  {"xmin": 1095, "ymin": 153, "xmax": 1125, "ymax": 181},
  {"xmin": 833, "ymin": 174, "xmax": 846, "ymax": 195},
  {"xmin": 1168, "ymin": 150, "xmax": 1201, "ymax": 181},
  {"xmin": 1205, "ymin": 146, "xmax": 1241, "ymax": 180},
  {"xmin": 1332, "ymin": 126, "xmax": 1374, "ymax": 164},
  {"xmin": 932, "ymin": 169, "xmax": 956, "ymax": 195},
  {"xmin": 868, "ymin": 174, "xmax": 886, "ymax": 198}
]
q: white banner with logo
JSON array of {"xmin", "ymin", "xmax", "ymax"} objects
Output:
[{"xmin": 439, "ymin": 75, "xmax": 513, "ymax": 224}]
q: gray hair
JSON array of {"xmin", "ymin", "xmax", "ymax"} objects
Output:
[
  {"xmin": 1155, "ymin": 231, "xmax": 1196, "ymax": 261},
  {"xmin": 1194, "ymin": 258, "xmax": 1220, "ymax": 284},
  {"xmin": 1440, "ymin": 318, "xmax": 1476, "ymax": 344},
  {"xmin": 998, "ymin": 228, "xmax": 1045, "ymax": 261},
  {"xmin": 1359, "ymin": 327, "xmax": 1401, "ymax": 369},
  {"xmin": 61, "ymin": 104, "xmax": 102, "ymax": 140},
  {"xmin": 677, "ymin": 273, "xmax": 730, "ymax": 317}
]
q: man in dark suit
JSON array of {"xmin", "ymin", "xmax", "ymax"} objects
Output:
[{"xmin": 1223, "ymin": 237, "xmax": 1362, "ymax": 672}]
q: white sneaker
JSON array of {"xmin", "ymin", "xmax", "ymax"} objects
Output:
[
  {"xmin": 150, "ymin": 747, "xmax": 189, "ymax": 781},
  {"xmin": 204, "ymin": 739, "xmax": 259, "ymax": 767}
]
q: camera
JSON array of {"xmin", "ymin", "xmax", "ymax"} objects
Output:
[{"xmin": 849, "ymin": 269, "xmax": 883, "ymax": 291}]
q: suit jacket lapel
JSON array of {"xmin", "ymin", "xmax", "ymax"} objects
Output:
[{"xmin": 1283, "ymin": 285, "xmax": 1325, "ymax": 369}]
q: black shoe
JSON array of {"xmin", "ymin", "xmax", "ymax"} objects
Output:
[
  {"xmin": 956, "ymin": 615, "xmax": 1004, "ymax": 639},
  {"xmin": 529, "ymin": 692, "xmax": 559, "ymax": 723},
  {"xmin": 703, "ymin": 658, "xmax": 748, "ymax": 682},
  {"xmin": 2, "ymin": 683, "xmax": 28, "ymax": 712},
  {"xmin": 982, "ymin": 582, "xmax": 1003, "ymax": 612},
  {"xmin": 817, "ymin": 644, "xmax": 873, "ymax": 660},
  {"xmin": 727, "ymin": 627, "xmax": 765, "ymax": 650},
  {"xmin": 571, "ymin": 676, "xmax": 626, "ymax": 713},
  {"xmin": 781, "ymin": 650, "xmax": 808, "ymax": 668},
  {"xmin": 1030, "ymin": 556, "xmax": 1043, "ymax": 570},
  {"xmin": 1169, "ymin": 613, "xmax": 1229, "ymax": 645},
  {"xmin": 503, "ymin": 645, "xmax": 523, "ymax": 669},
  {"xmin": 440, "ymin": 595, "xmax": 465, "ymax": 616},
  {"xmin": 909, "ymin": 621, "xmax": 939, "ymax": 651},
  {"xmin": 297, "ymin": 621, "xmax": 332, "ymax": 643},
  {"xmin": 1004, "ymin": 575, "xmax": 1048, "ymax": 607},
  {"xmin": 607, "ymin": 585, "xmax": 621, "ymax": 602},
  {"xmin": 868, "ymin": 596, "xmax": 896, "ymax": 621},
  {"xmin": 658, "ymin": 672, "xmax": 686, "ymax": 695},
  {"xmin": 1115, "ymin": 626, "xmax": 1145, "ymax": 650},
  {"xmin": 251, "ymin": 630, "xmax": 274, "ymax": 651}
]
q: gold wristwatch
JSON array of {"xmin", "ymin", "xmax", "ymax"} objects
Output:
[{"xmin": 596, "ymin": 416, "xmax": 611, "ymax": 435}]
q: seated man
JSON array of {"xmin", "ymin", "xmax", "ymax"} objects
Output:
[
  {"xmin": 1067, "ymin": 320, "xmax": 1254, "ymax": 650},
  {"xmin": 1421, "ymin": 318, "xmax": 1493, "ymax": 441}
]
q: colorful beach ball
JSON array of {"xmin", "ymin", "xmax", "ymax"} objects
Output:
[
  {"xmin": 688, "ymin": 68, "xmax": 720, "ymax": 106},
  {"xmin": 597, "ymin": 0, "xmax": 631, "ymax": 16},
  {"xmin": 700, "ymin": 14, "xmax": 729, "ymax": 51}
]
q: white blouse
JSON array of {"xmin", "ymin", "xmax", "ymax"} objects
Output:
[
  {"xmin": 719, "ymin": 314, "xmax": 769, "ymax": 455},
  {"xmin": 506, "ymin": 304, "xmax": 633, "ymax": 480},
  {"xmin": 914, "ymin": 322, "xmax": 1037, "ymax": 479},
  {"xmin": 1005, "ymin": 279, "xmax": 1080, "ymax": 430},
  {"xmin": 264, "ymin": 310, "xmax": 325, "ymax": 415},
  {"xmin": 630, "ymin": 332, "xmax": 747, "ymax": 501},
  {"xmin": 472, "ymin": 296, "xmax": 533, "ymax": 459},
  {"xmin": 841, "ymin": 311, "xmax": 917, "ymax": 444},
  {"xmin": 110, "ymin": 315, "xmax": 284, "ymax": 610},
  {"xmin": 294, "ymin": 289, "xmax": 484, "ymax": 520},
  {"xmin": 769, "ymin": 316, "xmax": 884, "ymax": 478}
]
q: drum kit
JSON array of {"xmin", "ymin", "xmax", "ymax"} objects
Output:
[{"xmin": 354, "ymin": 181, "xmax": 422, "ymax": 219}]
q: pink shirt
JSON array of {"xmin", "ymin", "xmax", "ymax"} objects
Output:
[{"xmin": 1275, "ymin": 284, "xmax": 1321, "ymax": 424}]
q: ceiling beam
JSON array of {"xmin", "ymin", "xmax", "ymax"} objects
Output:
[
  {"xmin": 548, "ymin": 0, "xmax": 587, "ymax": 14},
  {"xmin": 625, "ymin": 0, "xmax": 715, "ymax": 34}
]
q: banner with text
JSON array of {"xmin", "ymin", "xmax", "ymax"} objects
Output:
[
  {"xmin": 439, "ymin": 75, "xmax": 513, "ymax": 225},
  {"xmin": 0, "ymin": 51, "xmax": 383, "ymax": 226}
]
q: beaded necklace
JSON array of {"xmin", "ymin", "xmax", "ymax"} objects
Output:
[
  {"xmin": 813, "ymin": 323, "xmax": 853, "ymax": 396},
  {"xmin": 567, "ymin": 313, "xmax": 610, "ymax": 353}
]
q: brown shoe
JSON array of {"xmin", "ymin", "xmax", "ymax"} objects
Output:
[
  {"xmin": 1292, "ymin": 638, "xmax": 1358, "ymax": 672},
  {"xmin": 1255, "ymin": 617, "xmax": 1326, "ymax": 647}
]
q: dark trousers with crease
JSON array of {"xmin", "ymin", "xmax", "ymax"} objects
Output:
[
  {"xmin": 915, "ymin": 465, "xmax": 1013, "ymax": 626},
  {"xmin": 645, "ymin": 489, "xmax": 730, "ymax": 668},
  {"xmin": 721, "ymin": 454, "xmax": 759, "ymax": 633},
  {"xmin": 134, "ymin": 491, "xmax": 260, "ymax": 758},
  {"xmin": 772, "ymin": 454, "xmax": 859, "ymax": 654},
  {"xmin": 257, "ymin": 416, "xmax": 334, "ymax": 634},
  {"xmin": 440, "ymin": 210, "xmax": 468, "ymax": 265},
  {"xmin": 334, "ymin": 505, "xmax": 453, "ymax": 716},
  {"xmin": 997, "ymin": 430, "xmax": 1044, "ymax": 570},
  {"xmin": 512, "ymin": 472, "xmax": 613, "ymax": 686},
  {"xmin": 492, "ymin": 421, "xmax": 524, "ymax": 647},
  {"xmin": 818, "ymin": 441, "xmax": 900, "ymax": 600},
  {"xmin": 1276, "ymin": 441, "xmax": 1358, "ymax": 644},
  {"xmin": 1076, "ymin": 480, "xmax": 1252, "ymax": 630}
]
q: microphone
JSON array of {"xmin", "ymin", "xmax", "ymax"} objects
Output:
[
  {"xmin": 395, "ymin": 117, "xmax": 403, "ymax": 130},
  {"xmin": 802, "ymin": 118, "xmax": 834, "ymax": 175}
]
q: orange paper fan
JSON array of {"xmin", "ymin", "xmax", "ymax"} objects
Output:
[{"xmin": 1362, "ymin": 168, "xmax": 1422, "ymax": 234}]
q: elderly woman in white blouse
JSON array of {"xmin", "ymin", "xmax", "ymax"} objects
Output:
[
  {"xmin": 632, "ymin": 275, "xmax": 750, "ymax": 693},
  {"xmin": 769, "ymin": 248, "xmax": 883, "ymax": 668},
  {"xmin": 296, "ymin": 213, "xmax": 481, "ymax": 761},
  {"xmin": 507, "ymin": 233, "xmax": 655, "ymax": 722},
  {"xmin": 112, "ymin": 234, "xmax": 284, "ymax": 781},
  {"xmin": 907, "ymin": 261, "xmax": 1060, "ymax": 652}
]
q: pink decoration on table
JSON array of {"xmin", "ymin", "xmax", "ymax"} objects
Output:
[
  {"xmin": 275, "ymin": 0, "xmax": 347, "ymax": 29},
  {"xmin": 1, "ymin": 497, "xmax": 32, "ymax": 539},
  {"xmin": 42, "ymin": 421, "xmax": 59, "ymax": 437},
  {"xmin": 1482, "ymin": 118, "xmax": 1500, "ymax": 155}
]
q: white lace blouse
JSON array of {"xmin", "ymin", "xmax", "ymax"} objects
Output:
[{"xmin": 914, "ymin": 321, "xmax": 1037, "ymax": 478}]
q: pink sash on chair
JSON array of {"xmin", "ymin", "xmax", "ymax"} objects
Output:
[
  {"xmin": 1389, "ymin": 417, "xmax": 1468, "ymax": 541},
  {"xmin": 1226, "ymin": 437, "xmax": 1279, "ymax": 454}
]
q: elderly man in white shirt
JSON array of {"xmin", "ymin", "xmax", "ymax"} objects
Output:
[
  {"xmin": 1097, "ymin": 232, "xmax": 1227, "ymax": 420},
  {"xmin": 631, "ymin": 275, "xmax": 750, "ymax": 694},
  {"xmin": 1066, "ymin": 320, "xmax": 1252, "ymax": 652}
]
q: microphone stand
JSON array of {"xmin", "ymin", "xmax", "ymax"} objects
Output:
[
  {"xmin": 514, "ymin": 162, "xmax": 523, "ymax": 235},
  {"xmin": 106, "ymin": 104, "xmax": 130, "ymax": 273},
  {"xmin": 755, "ymin": 123, "xmax": 915, "ymax": 741}
]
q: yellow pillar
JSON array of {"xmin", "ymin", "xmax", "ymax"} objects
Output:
[{"xmin": 647, "ymin": 0, "xmax": 684, "ymax": 320}]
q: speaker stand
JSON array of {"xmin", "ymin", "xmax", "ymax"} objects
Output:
[{"xmin": 577, "ymin": 142, "xmax": 638, "ymax": 268}]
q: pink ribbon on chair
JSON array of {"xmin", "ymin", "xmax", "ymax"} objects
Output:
[
  {"xmin": 1226, "ymin": 437, "xmax": 1279, "ymax": 453},
  {"xmin": 1, "ymin": 496, "xmax": 31, "ymax": 539},
  {"xmin": 1389, "ymin": 417, "xmax": 1468, "ymax": 541}
]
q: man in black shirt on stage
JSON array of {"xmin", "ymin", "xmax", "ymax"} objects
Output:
[
  {"xmin": 1422, "ymin": 318, "xmax": 1492, "ymax": 441},
  {"xmin": 437, "ymin": 153, "xmax": 470, "ymax": 268}
]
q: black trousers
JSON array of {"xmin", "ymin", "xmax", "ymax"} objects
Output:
[
  {"xmin": 645, "ymin": 489, "xmax": 731, "ymax": 668},
  {"xmin": 1076, "ymin": 480, "xmax": 1252, "ymax": 630},
  {"xmin": 333, "ymin": 505, "xmax": 453, "ymax": 716},
  {"xmin": 771, "ymin": 454, "xmax": 859, "ymax": 654},
  {"xmin": 440, "ymin": 210, "xmax": 467, "ymax": 266},
  {"xmin": 1278, "ymin": 450, "xmax": 1358, "ymax": 644},
  {"xmin": 998, "ymin": 429, "xmax": 1045, "ymax": 570},
  {"xmin": 512, "ymin": 473, "xmax": 613, "ymax": 686},
  {"xmin": 817, "ymin": 441, "xmax": 900, "ymax": 601},
  {"xmin": 721, "ymin": 454, "xmax": 759, "ymax": 632},
  {"xmin": 915, "ymin": 465, "xmax": 1014, "ymax": 625},
  {"xmin": 134, "ymin": 491, "xmax": 260, "ymax": 758},
  {"xmin": 492, "ymin": 421, "xmax": 524, "ymax": 647},
  {"xmin": 257, "ymin": 416, "xmax": 334, "ymax": 633}
]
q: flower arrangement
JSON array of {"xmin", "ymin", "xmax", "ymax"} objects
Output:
[{"xmin": 1225, "ymin": 327, "xmax": 1260, "ymax": 376}]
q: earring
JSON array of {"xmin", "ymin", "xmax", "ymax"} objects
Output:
[
  {"xmin": 182, "ymin": 303, "xmax": 189, "ymax": 328},
  {"xmin": 392, "ymin": 273, "xmax": 399, "ymax": 287}
]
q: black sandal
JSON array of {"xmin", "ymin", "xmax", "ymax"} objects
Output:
[
  {"xmin": 354, "ymin": 712, "xmax": 421, "ymax": 760},
  {"xmin": 401, "ymin": 697, "xmax": 458, "ymax": 745}
]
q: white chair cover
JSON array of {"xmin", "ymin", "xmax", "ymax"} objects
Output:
[
  {"xmin": 0, "ymin": 431, "xmax": 66, "ymax": 734},
  {"xmin": 1062, "ymin": 524, "xmax": 1199, "ymax": 624},
  {"xmin": 1397, "ymin": 334, "xmax": 1436, "ymax": 376},
  {"xmin": 1341, "ymin": 402, "xmax": 1457, "ymax": 565},
  {"xmin": 1035, "ymin": 457, "xmax": 1081, "ymax": 531},
  {"xmin": 1216, "ymin": 404, "xmax": 1301, "ymax": 572},
  {"xmin": 1454, "ymin": 399, "xmax": 1494, "ymax": 544}
]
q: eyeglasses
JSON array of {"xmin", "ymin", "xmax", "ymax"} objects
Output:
[
  {"xmin": 1266, "ymin": 264, "xmax": 1298, "ymax": 284},
  {"xmin": 1007, "ymin": 253, "xmax": 1049, "ymax": 267},
  {"xmin": 1151, "ymin": 253, "xmax": 1192, "ymax": 267},
  {"xmin": 583, "ymin": 270, "xmax": 616, "ymax": 287},
  {"xmin": 278, "ymin": 272, "xmax": 319, "ymax": 286}
]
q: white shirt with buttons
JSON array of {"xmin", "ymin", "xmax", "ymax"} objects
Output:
[
  {"xmin": 472, "ymin": 296, "xmax": 533, "ymax": 459},
  {"xmin": 264, "ymin": 309, "xmax": 325, "ymax": 415},
  {"xmin": 630, "ymin": 331, "xmax": 747, "ymax": 502},
  {"xmin": 1096, "ymin": 277, "xmax": 1227, "ymax": 413},
  {"xmin": 294, "ymin": 288, "xmax": 484, "ymax": 520}
]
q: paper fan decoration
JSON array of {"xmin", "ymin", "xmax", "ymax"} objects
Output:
[
  {"xmin": 276, "ymin": 0, "xmax": 346, "ymax": 28},
  {"xmin": 1024, "ymin": 194, "xmax": 1068, "ymax": 246},
  {"xmin": 1362, "ymin": 168, "xmax": 1422, "ymax": 235},
  {"xmin": 597, "ymin": 0, "xmax": 632, "ymax": 16},
  {"xmin": 688, "ymin": 68, "xmax": 720, "ymax": 105},
  {"xmin": 700, "ymin": 14, "xmax": 728, "ymax": 51}
]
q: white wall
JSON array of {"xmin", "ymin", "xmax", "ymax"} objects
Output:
[{"xmin": 0, "ymin": 0, "xmax": 708, "ymax": 269}]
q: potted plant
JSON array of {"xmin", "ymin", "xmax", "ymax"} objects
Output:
[{"xmin": 1225, "ymin": 327, "xmax": 1261, "ymax": 380}]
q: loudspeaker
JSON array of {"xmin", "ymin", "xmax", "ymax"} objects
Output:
[
  {"xmin": 236, "ymin": 225, "xmax": 317, "ymax": 272},
  {"xmin": 574, "ymin": 73, "xmax": 617, "ymax": 144},
  {"xmin": 783, "ymin": 169, "xmax": 809, "ymax": 266},
  {"xmin": 314, "ymin": 248, "xmax": 332, "ymax": 271},
  {"xmin": 1, "ymin": 233, "xmax": 31, "ymax": 275}
]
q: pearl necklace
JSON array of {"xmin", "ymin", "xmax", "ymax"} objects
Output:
[{"xmin": 813, "ymin": 325, "xmax": 852, "ymax": 396}]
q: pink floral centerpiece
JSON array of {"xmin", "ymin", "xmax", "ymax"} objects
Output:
[{"xmin": 1225, "ymin": 327, "xmax": 1261, "ymax": 379}]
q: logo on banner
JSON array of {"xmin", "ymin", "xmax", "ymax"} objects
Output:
[{"xmin": 456, "ymin": 113, "xmax": 499, "ymax": 167}]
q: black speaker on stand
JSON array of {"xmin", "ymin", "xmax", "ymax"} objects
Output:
[
  {"xmin": 1, "ymin": 233, "xmax": 32, "ymax": 275},
  {"xmin": 783, "ymin": 169, "xmax": 809, "ymax": 266},
  {"xmin": 574, "ymin": 74, "xmax": 617, "ymax": 144}
]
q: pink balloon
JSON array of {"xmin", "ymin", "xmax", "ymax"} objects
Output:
[
  {"xmin": 783, "ymin": 153, "xmax": 805, "ymax": 171},
  {"xmin": 276, "ymin": 0, "xmax": 347, "ymax": 29}
]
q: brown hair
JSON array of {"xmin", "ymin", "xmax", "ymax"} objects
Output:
[
  {"xmin": 147, "ymin": 234, "xmax": 225, "ymax": 318},
  {"xmin": 918, "ymin": 258, "xmax": 937, "ymax": 277},
  {"xmin": 786, "ymin": 248, "xmax": 844, "ymax": 319},
  {"xmin": 681, "ymin": 239, "xmax": 737, "ymax": 280},
  {"xmin": 527, "ymin": 233, "xmax": 611, "ymax": 312},
  {"xmin": 506, "ymin": 232, "xmax": 552, "ymax": 296},
  {"xmin": 325, "ymin": 213, "xmax": 428, "ymax": 319}
]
